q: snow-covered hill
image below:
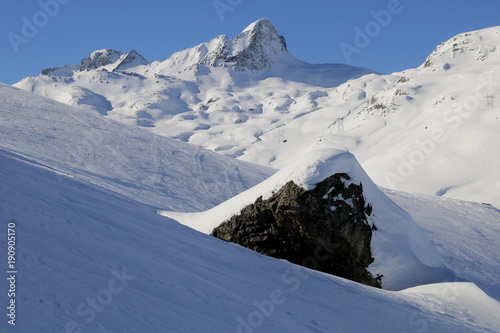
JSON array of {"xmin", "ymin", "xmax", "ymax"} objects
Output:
[
  {"xmin": 0, "ymin": 83, "xmax": 273, "ymax": 211},
  {"xmin": 14, "ymin": 21, "xmax": 500, "ymax": 208},
  {"xmin": 1, "ymin": 114, "xmax": 499, "ymax": 333}
]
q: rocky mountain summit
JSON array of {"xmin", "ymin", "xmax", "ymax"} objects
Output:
[
  {"xmin": 41, "ymin": 49, "xmax": 150, "ymax": 76},
  {"xmin": 80, "ymin": 48, "xmax": 126, "ymax": 71},
  {"xmin": 421, "ymin": 26, "xmax": 500, "ymax": 71},
  {"xmin": 212, "ymin": 173, "xmax": 380, "ymax": 287},
  {"xmin": 203, "ymin": 17, "xmax": 288, "ymax": 71},
  {"xmin": 78, "ymin": 48, "xmax": 149, "ymax": 72}
]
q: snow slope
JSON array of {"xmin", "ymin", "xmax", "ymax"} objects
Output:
[
  {"xmin": 386, "ymin": 189, "xmax": 500, "ymax": 301},
  {"xmin": 0, "ymin": 83, "xmax": 273, "ymax": 211},
  {"xmin": 14, "ymin": 23, "xmax": 500, "ymax": 209},
  {"xmin": 1, "ymin": 139, "xmax": 499, "ymax": 333}
]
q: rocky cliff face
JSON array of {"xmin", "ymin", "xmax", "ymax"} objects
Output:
[
  {"xmin": 212, "ymin": 173, "xmax": 381, "ymax": 288},
  {"xmin": 421, "ymin": 27, "xmax": 500, "ymax": 71},
  {"xmin": 161, "ymin": 18, "xmax": 288, "ymax": 74},
  {"xmin": 217, "ymin": 17, "xmax": 288, "ymax": 72},
  {"xmin": 80, "ymin": 49, "xmax": 125, "ymax": 71}
]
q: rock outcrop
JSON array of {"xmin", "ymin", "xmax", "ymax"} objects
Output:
[
  {"xmin": 80, "ymin": 49, "xmax": 125, "ymax": 71},
  {"xmin": 212, "ymin": 173, "xmax": 381, "ymax": 288},
  {"xmin": 164, "ymin": 18, "xmax": 288, "ymax": 73}
]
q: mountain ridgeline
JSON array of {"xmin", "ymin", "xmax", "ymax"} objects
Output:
[{"xmin": 14, "ymin": 20, "xmax": 500, "ymax": 208}]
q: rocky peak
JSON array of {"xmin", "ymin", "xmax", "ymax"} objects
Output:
[
  {"xmin": 80, "ymin": 49, "xmax": 125, "ymax": 71},
  {"xmin": 211, "ymin": 172, "xmax": 381, "ymax": 288},
  {"xmin": 237, "ymin": 18, "xmax": 288, "ymax": 54},
  {"xmin": 223, "ymin": 18, "xmax": 288, "ymax": 71},
  {"xmin": 163, "ymin": 18, "xmax": 289, "ymax": 74},
  {"xmin": 113, "ymin": 49, "xmax": 149, "ymax": 71},
  {"xmin": 421, "ymin": 26, "xmax": 500, "ymax": 71}
]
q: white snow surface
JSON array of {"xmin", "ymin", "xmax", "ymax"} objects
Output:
[
  {"xmin": 0, "ymin": 83, "xmax": 273, "ymax": 211},
  {"xmin": 1, "ymin": 126, "xmax": 499, "ymax": 333},
  {"xmin": 386, "ymin": 189, "xmax": 500, "ymax": 300}
]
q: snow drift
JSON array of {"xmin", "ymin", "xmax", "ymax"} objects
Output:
[{"xmin": 162, "ymin": 149, "xmax": 451, "ymax": 290}]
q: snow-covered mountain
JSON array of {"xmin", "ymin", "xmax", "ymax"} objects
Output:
[
  {"xmin": 154, "ymin": 17, "xmax": 288, "ymax": 73},
  {"xmin": 14, "ymin": 18, "xmax": 374, "ymax": 117},
  {"xmin": 14, "ymin": 20, "xmax": 500, "ymax": 209}
]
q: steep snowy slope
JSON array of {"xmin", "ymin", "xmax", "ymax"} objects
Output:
[
  {"xmin": 1, "ymin": 145, "xmax": 499, "ymax": 333},
  {"xmin": 386, "ymin": 189, "xmax": 500, "ymax": 300},
  {"xmin": 0, "ymin": 83, "xmax": 273, "ymax": 211}
]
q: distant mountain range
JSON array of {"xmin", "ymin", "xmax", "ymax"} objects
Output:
[{"xmin": 14, "ymin": 18, "xmax": 500, "ymax": 208}]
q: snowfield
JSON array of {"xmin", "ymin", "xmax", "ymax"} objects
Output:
[{"xmin": 0, "ymin": 83, "xmax": 273, "ymax": 211}]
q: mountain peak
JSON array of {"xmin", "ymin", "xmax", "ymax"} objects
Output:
[
  {"xmin": 79, "ymin": 49, "xmax": 148, "ymax": 72},
  {"xmin": 210, "ymin": 17, "xmax": 288, "ymax": 71},
  {"xmin": 113, "ymin": 49, "xmax": 149, "ymax": 71},
  {"xmin": 421, "ymin": 26, "xmax": 500, "ymax": 71},
  {"xmin": 235, "ymin": 17, "xmax": 287, "ymax": 56},
  {"xmin": 242, "ymin": 18, "xmax": 278, "ymax": 35},
  {"xmin": 157, "ymin": 18, "xmax": 288, "ymax": 74},
  {"xmin": 80, "ymin": 49, "xmax": 124, "ymax": 71}
]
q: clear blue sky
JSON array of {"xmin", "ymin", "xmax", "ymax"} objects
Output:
[{"xmin": 1, "ymin": 0, "xmax": 499, "ymax": 84}]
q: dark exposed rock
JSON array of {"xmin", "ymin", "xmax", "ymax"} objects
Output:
[
  {"xmin": 113, "ymin": 49, "xmax": 149, "ymax": 72},
  {"xmin": 80, "ymin": 49, "xmax": 124, "ymax": 71},
  {"xmin": 199, "ymin": 18, "xmax": 288, "ymax": 72},
  {"xmin": 224, "ymin": 18, "xmax": 287, "ymax": 72},
  {"xmin": 211, "ymin": 173, "xmax": 381, "ymax": 288},
  {"xmin": 41, "ymin": 67, "xmax": 59, "ymax": 76}
]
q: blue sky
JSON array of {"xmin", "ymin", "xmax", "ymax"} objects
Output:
[{"xmin": 1, "ymin": 0, "xmax": 499, "ymax": 84}]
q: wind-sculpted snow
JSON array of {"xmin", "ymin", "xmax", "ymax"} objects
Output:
[
  {"xmin": 162, "ymin": 149, "xmax": 454, "ymax": 291},
  {"xmin": 0, "ymin": 84, "xmax": 274, "ymax": 211}
]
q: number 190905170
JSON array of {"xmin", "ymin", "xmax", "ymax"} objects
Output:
[{"xmin": 6, "ymin": 221, "xmax": 17, "ymax": 326}]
